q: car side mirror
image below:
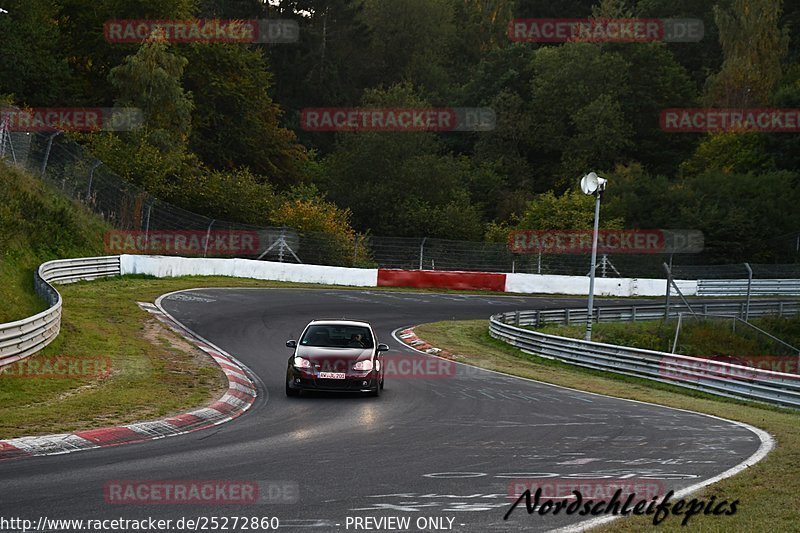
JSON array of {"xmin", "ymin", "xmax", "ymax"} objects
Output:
[
  {"xmin": 286, "ymin": 340, "xmax": 297, "ymax": 348},
  {"xmin": 377, "ymin": 343, "xmax": 389, "ymax": 352}
]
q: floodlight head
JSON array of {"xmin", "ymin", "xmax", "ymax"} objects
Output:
[{"xmin": 580, "ymin": 172, "xmax": 607, "ymax": 195}]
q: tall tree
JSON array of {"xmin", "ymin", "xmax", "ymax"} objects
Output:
[
  {"xmin": 0, "ymin": 0, "xmax": 79, "ymax": 105},
  {"xmin": 195, "ymin": 0, "xmax": 265, "ymax": 18},
  {"xmin": 705, "ymin": 0, "xmax": 790, "ymax": 107},
  {"xmin": 783, "ymin": 1, "xmax": 800, "ymax": 64},
  {"xmin": 182, "ymin": 43, "xmax": 307, "ymax": 186},
  {"xmin": 361, "ymin": 0, "xmax": 457, "ymax": 100},
  {"xmin": 57, "ymin": 0, "xmax": 195, "ymax": 104},
  {"xmin": 109, "ymin": 35, "xmax": 194, "ymax": 152},
  {"xmin": 321, "ymin": 83, "xmax": 488, "ymax": 238},
  {"xmin": 527, "ymin": 43, "xmax": 632, "ymax": 188},
  {"xmin": 267, "ymin": 0, "xmax": 374, "ymax": 153},
  {"xmin": 512, "ymin": 0, "xmax": 594, "ymax": 18},
  {"xmin": 636, "ymin": 0, "xmax": 725, "ymax": 93},
  {"xmin": 516, "ymin": 189, "xmax": 623, "ymax": 230},
  {"xmin": 450, "ymin": 0, "xmax": 515, "ymax": 69}
]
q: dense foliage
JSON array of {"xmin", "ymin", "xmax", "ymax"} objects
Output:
[{"xmin": 1, "ymin": 0, "xmax": 799, "ymax": 262}]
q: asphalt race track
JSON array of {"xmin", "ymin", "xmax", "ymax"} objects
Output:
[{"xmin": 1, "ymin": 288, "xmax": 767, "ymax": 532}]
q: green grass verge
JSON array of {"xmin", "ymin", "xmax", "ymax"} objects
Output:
[
  {"xmin": 414, "ymin": 320, "xmax": 800, "ymax": 532},
  {"xmin": 2, "ymin": 274, "xmax": 436, "ymax": 437},
  {"xmin": 0, "ymin": 161, "xmax": 108, "ymax": 323},
  {"xmin": 0, "ymin": 274, "xmax": 633, "ymax": 438}
]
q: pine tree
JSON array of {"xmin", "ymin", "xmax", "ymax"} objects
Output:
[{"xmin": 109, "ymin": 32, "xmax": 194, "ymax": 152}]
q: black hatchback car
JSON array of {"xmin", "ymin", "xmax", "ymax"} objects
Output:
[{"xmin": 285, "ymin": 320, "xmax": 388, "ymax": 397}]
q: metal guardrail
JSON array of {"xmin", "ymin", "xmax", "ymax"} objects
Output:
[
  {"xmin": 0, "ymin": 256, "xmax": 121, "ymax": 367},
  {"xmin": 490, "ymin": 302, "xmax": 800, "ymax": 408},
  {"xmin": 697, "ymin": 279, "xmax": 800, "ymax": 297},
  {"xmin": 504, "ymin": 300, "xmax": 800, "ymax": 328}
]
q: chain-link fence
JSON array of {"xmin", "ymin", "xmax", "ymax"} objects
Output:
[
  {"xmin": 2, "ymin": 130, "xmax": 798, "ymax": 278},
  {"xmin": 0, "ymin": 109, "xmax": 33, "ymax": 166}
]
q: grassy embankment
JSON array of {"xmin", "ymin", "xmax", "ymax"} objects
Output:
[
  {"xmin": 0, "ymin": 161, "xmax": 566, "ymax": 437},
  {"xmin": 0, "ymin": 162, "xmax": 232, "ymax": 437}
]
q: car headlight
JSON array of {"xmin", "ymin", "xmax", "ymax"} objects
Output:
[
  {"xmin": 293, "ymin": 356, "xmax": 312, "ymax": 369},
  {"xmin": 352, "ymin": 359, "xmax": 373, "ymax": 371}
]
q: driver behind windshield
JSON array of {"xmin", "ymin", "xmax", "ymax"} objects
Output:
[{"xmin": 347, "ymin": 333, "xmax": 365, "ymax": 348}]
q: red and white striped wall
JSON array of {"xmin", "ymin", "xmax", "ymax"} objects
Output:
[{"xmin": 121, "ymin": 255, "xmax": 693, "ymax": 297}]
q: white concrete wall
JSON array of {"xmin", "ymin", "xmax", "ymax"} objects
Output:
[
  {"xmin": 120, "ymin": 255, "xmax": 379, "ymax": 287},
  {"xmin": 505, "ymin": 273, "xmax": 697, "ymax": 297},
  {"xmin": 120, "ymin": 255, "xmax": 696, "ymax": 296}
]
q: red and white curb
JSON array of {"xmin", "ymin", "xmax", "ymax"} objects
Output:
[
  {"xmin": 0, "ymin": 301, "xmax": 257, "ymax": 461},
  {"xmin": 397, "ymin": 327, "xmax": 454, "ymax": 359}
]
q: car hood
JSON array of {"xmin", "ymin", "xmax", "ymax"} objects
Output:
[
  {"xmin": 296, "ymin": 346, "xmax": 372, "ymax": 358},
  {"xmin": 295, "ymin": 346, "xmax": 373, "ymax": 373}
]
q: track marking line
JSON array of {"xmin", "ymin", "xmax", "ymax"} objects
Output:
[{"xmin": 393, "ymin": 325, "xmax": 775, "ymax": 533}]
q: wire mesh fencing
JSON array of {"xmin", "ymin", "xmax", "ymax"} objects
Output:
[{"xmin": 1, "ymin": 130, "xmax": 798, "ymax": 279}]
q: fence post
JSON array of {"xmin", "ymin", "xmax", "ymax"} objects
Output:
[
  {"xmin": 419, "ymin": 237, "xmax": 427, "ymax": 270},
  {"xmin": 671, "ymin": 313, "xmax": 683, "ymax": 353},
  {"xmin": 40, "ymin": 131, "xmax": 61, "ymax": 176},
  {"xmin": 664, "ymin": 263, "xmax": 672, "ymax": 319},
  {"xmin": 142, "ymin": 203, "xmax": 152, "ymax": 253},
  {"xmin": 87, "ymin": 160, "xmax": 102, "ymax": 199},
  {"xmin": 744, "ymin": 262, "xmax": 753, "ymax": 322},
  {"xmin": 203, "ymin": 219, "xmax": 216, "ymax": 258}
]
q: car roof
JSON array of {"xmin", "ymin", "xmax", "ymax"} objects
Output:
[{"xmin": 308, "ymin": 319, "xmax": 372, "ymax": 328}]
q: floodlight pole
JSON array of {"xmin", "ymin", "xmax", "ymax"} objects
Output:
[{"xmin": 585, "ymin": 188, "xmax": 603, "ymax": 341}]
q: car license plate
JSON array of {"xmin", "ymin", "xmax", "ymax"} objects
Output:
[{"xmin": 319, "ymin": 372, "xmax": 346, "ymax": 379}]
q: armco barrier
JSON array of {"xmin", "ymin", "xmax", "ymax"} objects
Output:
[
  {"xmin": 490, "ymin": 304, "xmax": 800, "ymax": 408},
  {"xmin": 0, "ymin": 256, "xmax": 121, "ymax": 368},
  {"xmin": 697, "ymin": 279, "xmax": 800, "ymax": 297},
  {"xmin": 377, "ymin": 268, "xmax": 506, "ymax": 292},
  {"xmin": 506, "ymin": 300, "xmax": 800, "ymax": 327}
]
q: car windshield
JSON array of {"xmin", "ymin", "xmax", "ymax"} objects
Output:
[{"xmin": 300, "ymin": 325, "xmax": 374, "ymax": 348}]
